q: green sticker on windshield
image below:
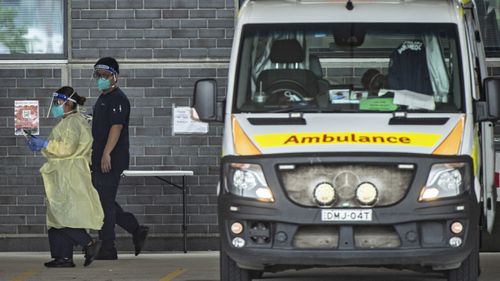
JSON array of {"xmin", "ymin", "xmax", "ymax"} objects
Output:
[{"xmin": 360, "ymin": 98, "xmax": 398, "ymax": 111}]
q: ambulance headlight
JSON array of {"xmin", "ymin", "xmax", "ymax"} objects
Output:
[
  {"xmin": 419, "ymin": 163, "xmax": 468, "ymax": 201},
  {"xmin": 226, "ymin": 163, "xmax": 274, "ymax": 202}
]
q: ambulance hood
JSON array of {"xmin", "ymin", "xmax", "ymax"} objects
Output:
[{"xmin": 232, "ymin": 113, "xmax": 464, "ymax": 155}]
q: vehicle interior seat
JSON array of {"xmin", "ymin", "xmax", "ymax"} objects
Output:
[
  {"xmin": 256, "ymin": 39, "xmax": 322, "ymax": 100},
  {"xmin": 309, "ymin": 54, "xmax": 331, "ymax": 100},
  {"xmin": 309, "ymin": 54, "xmax": 324, "ymax": 79},
  {"xmin": 387, "ymin": 40, "xmax": 434, "ymax": 95}
]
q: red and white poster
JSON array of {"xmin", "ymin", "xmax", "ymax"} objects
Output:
[{"xmin": 14, "ymin": 100, "xmax": 39, "ymax": 136}]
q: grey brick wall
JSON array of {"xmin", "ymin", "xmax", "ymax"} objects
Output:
[
  {"xmin": 71, "ymin": 0, "xmax": 234, "ymax": 60},
  {"xmin": 0, "ymin": 0, "xmax": 234, "ymax": 251},
  {"xmin": 3, "ymin": 0, "xmax": 498, "ymax": 252},
  {"xmin": 0, "ymin": 67, "xmax": 63, "ymax": 238}
]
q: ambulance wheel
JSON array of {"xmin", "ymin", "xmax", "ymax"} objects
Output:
[
  {"xmin": 446, "ymin": 245, "xmax": 479, "ymax": 281},
  {"xmin": 220, "ymin": 251, "xmax": 261, "ymax": 281}
]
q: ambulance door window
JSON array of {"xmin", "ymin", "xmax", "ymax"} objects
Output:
[{"xmin": 464, "ymin": 13, "xmax": 482, "ymax": 100}]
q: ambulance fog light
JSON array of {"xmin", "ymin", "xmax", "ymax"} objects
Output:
[
  {"xmin": 355, "ymin": 182, "xmax": 378, "ymax": 205},
  {"xmin": 450, "ymin": 222, "xmax": 463, "ymax": 234},
  {"xmin": 231, "ymin": 222, "xmax": 243, "ymax": 235},
  {"xmin": 313, "ymin": 182, "xmax": 335, "ymax": 206},
  {"xmin": 449, "ymin": 237, "xmax": 463, "ymax": 248},
  {"xmin": 232, "ymin": 237, "xmax": 246, "ymax": 248}
]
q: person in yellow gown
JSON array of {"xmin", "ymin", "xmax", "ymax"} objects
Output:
[{"xmin": 26, "ymin": 86, "xmax": 104, "ymax": 268}]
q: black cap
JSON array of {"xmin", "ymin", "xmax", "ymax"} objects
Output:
[{"xmin": 94, "ymin": 57, "xmax": 119, "ymax": 74}]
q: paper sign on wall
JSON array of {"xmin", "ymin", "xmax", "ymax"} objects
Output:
[
  {"xmin": 14, "ymin": 100, "xmax": 39, "ymax": 136},
  {"xmin": 172, "ymin": 106, "xmax": 208, "ymax": 134}
]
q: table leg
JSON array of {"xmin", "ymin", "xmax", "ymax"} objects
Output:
[{"xmin": 182, "ymin": 175, "xmax": 187, "ymax": 253}]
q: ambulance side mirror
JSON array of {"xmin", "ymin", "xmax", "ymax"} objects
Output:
[
  {"xmin": 477, "ymin": 77, "xmax": 500, "ymax": 121},
  {"xmin": 193, "ymin": 79, "xmax": 219, "ymax": 122}
]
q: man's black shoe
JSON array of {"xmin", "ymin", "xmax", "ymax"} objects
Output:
[
  {"xmin": 133, "ymin": 225, "xmax": 149, "ymax": 256},
  {"xmin": 95, "ymin": 247, "xmax": 118, "ymax": 260},
  {"xmin": 83, "ymin": 239, "xmax": 101, "ymax": 266},
  {"xmin": 44, "ymin": 258, "xmax": 75, "ymax": 268}
]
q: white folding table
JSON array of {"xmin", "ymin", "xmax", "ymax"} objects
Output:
[{"xmin": 121, "ymin": 170, "xmax": 194, "ymax": 253}]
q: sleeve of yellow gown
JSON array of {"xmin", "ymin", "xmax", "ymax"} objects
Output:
[{"xmin": 43, "ymin": 119, "xmax": 80, "ymax": 158}]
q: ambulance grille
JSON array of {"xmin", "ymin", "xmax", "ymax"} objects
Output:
[{"xmin": 279, "ymin": 164, "xmax": 414, "ymax": 207}]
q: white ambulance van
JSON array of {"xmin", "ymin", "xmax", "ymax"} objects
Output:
[{"xmin": 193, "ymin": 0, "xmax": 500, "ymax": 280}]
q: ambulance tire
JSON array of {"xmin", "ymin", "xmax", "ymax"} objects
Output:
[
  {"xmin": 220, "ymin": 251, "xmax": 262, "ymax": 281},
  {"xmin": 446, "ymin": 245, "xmax": 479, "ymax": 281}
]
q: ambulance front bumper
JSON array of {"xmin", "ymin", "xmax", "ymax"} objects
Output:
[{"xmin": 219, "ymin": 153, "xmax": 479, "ymax": 271}]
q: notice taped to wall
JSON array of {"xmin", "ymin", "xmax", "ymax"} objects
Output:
[
  {"xmin": 172, "ymin": 106, "xmax": 208, "ymax": 135},
  {"xmin": 14, "ymin": 100, "xmax": 39, "ymax": 136}
]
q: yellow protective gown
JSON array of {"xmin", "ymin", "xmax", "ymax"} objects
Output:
[{"xmin": 40, "ymin": 112, "xmax": 104, "ymax": 230}]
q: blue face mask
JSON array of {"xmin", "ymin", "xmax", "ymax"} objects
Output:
[
  {"xmin": 97, "ymin": 78, "xmax": 111, "ymax": 91},
  {"xmin": 51, "ymin": 105, "xmax": 65, "ymax": 118}
]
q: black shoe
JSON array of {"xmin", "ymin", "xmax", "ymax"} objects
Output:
[
  {"xmin": 133, "ymin": 225, "xmax": 149, "ymax": 256},
  {"xmin": 95, "ymin": 247, "xmax": 118, "ymax": 260},
  {"xmin": 44, "ymin": 258, "xmax": 75, "ymax": 268},
  {"xmin": 83, "ymin": 239, "xmax": 101, "ymax": 266}
]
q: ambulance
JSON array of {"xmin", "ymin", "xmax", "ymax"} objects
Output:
[{"xmin": 192, "ymin": 0, "xmax": 500, "ymax": 280}]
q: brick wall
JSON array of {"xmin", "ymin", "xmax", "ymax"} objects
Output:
[
  {"xmin": 0, "ymin": 0, "xmax": 233, "ymax": 251},
  {"xmin": 71, "ymin": 0, "xmax": 233, "ymax": 60},
  {"xmin": 0, "ymin": 67, "xmax": 63, "ymax": 239},
  {"xmin": 2, "ymin": 0, "xmax": 500, "ymax": 252}
]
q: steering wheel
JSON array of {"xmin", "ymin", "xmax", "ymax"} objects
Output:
[{"xmin": 264, "ymin": 80, "xmax": 311, "ymax": 105}]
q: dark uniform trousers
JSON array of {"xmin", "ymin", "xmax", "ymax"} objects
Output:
[
  {"xmin": 48, "ymin": 228, "xmax": 91, "ymax": 259},
  {"xmin": 92, "ymin": 171, "xmax": 139, "ymax": 250}
]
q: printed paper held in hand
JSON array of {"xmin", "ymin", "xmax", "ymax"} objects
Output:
[
  {"xmin": 15, "ymin": 100, "xmax": 39, "ymax": 136},
  {"xmin": 393, "ymin": 90, "xmax": 435, "ymax": 110}
]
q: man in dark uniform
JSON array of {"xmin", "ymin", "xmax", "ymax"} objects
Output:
[{"xmin": 91, "ymin": 57, "xmax": 149, "ymax": 259}]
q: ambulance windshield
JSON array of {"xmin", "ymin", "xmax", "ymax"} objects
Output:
[{"xmin": 234, "ymin": 23, "xmax": 463, "ymax": 113}]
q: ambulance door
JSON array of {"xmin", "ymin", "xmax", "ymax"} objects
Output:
[{"xmin": 465, "ymin": 5, "xmax": 496, "ymax": 233}]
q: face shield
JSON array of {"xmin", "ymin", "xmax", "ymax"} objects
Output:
[
  {"xmin": 93, "ymin": 64, "xmax": 118, "ymax": 92},
  {"xmin": 93, "ymin": 64, "xmax": 117, "ymax": 79},
  {"xmin": 46, "ymin": 92, "xmax": 76, "ymax": 118}
]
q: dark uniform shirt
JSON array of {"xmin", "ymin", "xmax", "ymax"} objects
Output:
[{"xmin": 91, "ymin": 87, "xmax": 130, "ymax": 174}]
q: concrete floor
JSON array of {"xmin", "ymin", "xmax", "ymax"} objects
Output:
[
  {"xmin": 1, "ymin": 252, "xmax": 500, "ymax": 281},
  {"xmin": 1, "ymin": 252, "xmax": 219, "ymax": 281}
]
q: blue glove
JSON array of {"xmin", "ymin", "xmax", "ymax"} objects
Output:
[
  {"xmin": 27, "ymin": 136, "xmax": 48, "ymax": 152},
  {"xmin": 25, "ymin": 138, "xmax": 37, "ymax": 152}
]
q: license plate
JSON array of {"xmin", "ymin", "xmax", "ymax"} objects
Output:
[{"xmin": 321, "ymin": 209, "xmax": 373, "ymax": 221}]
